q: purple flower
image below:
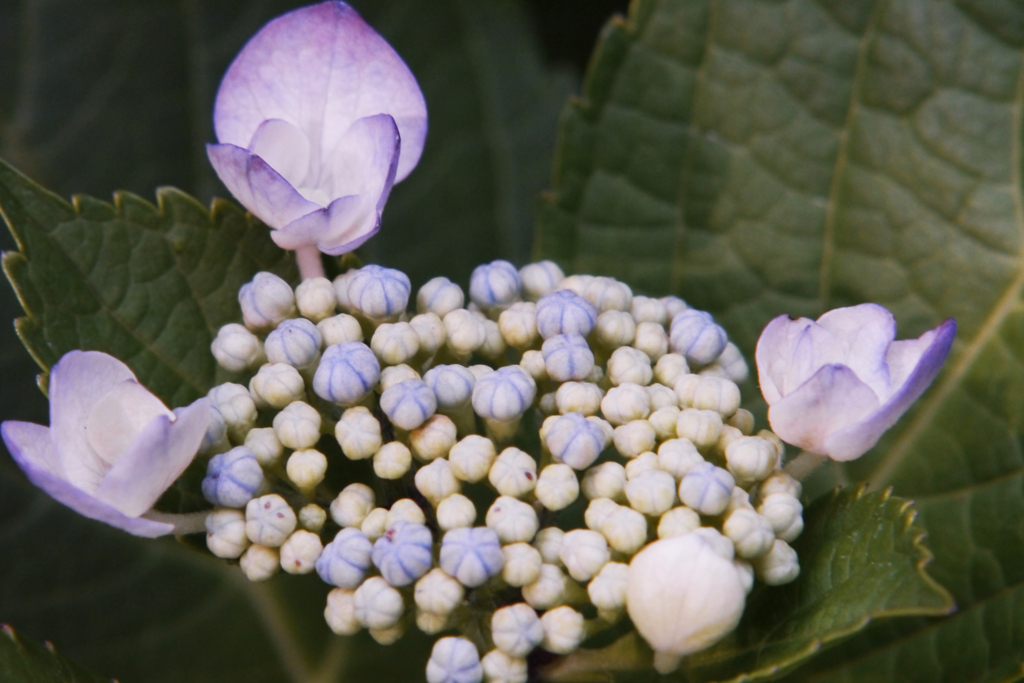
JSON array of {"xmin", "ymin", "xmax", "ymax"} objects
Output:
[
  {"xmin": 756, "ymin": 304, "xmax": 956, "ymax": 461},
  {"xmin": 1, "ymin": 351, "xmax": 209, "ymax": 537},
  {"xmin": 207, "ymin": 2, "xmax": 427, "ymax": 258}
]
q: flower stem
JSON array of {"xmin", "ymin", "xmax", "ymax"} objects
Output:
[
  {"xmin": 295, "ymin": 245, "xmax": 325, "ymax": 280},
  {"xmin": 783, "ymin": 451, "xmax": 828, "ymax": 481}
]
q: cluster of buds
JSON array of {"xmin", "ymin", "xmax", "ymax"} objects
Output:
[{"xmin": 200, "ymin": 260, "xmax": 803, "ymax": 681}]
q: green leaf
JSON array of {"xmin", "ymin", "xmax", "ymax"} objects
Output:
[
  {"xmin": 0, "ymin": 624, "xmax": 111, "ymax": 683},
  {"xmin": 0, "ymin": 157, "xmax": 297, "ymax": 407},
  {"xmin": 542, "ymin": 486, "xmax": 952, "ymax": 682},
  {"xmin": 537, "ymin": 0, "xmax": 1024, "ymax": 679}
]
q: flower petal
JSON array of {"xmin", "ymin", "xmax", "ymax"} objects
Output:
[
  {"xmin": 49, "ymin": 350, "xmax": 137, "ymax": 492},
  {"xmin": 816, "ymin": 303, "xmax": 896, "ymax": 398},
  {"xmin": 756, "ymin": 315, "xmax": 843, "ymax": 403},
  {"xmin": 93, "ymin": 398, "xmax": 210, "ymax": 517},
  {"xmin": 825, "ymin": 318, "xmax": 956, "ymax": 460},
  {"xmin": 248, "ymin": 118, "xmax": 311, "ymax": 189},
  {"xmin": 2, "ymin": 421, "xmax": 174, "ymax": 538},
  {"xmin": 207, "ymin": 143, "xmax": 322, "ymax": 228},
  {"xmin": 213, "ymin": 1, "xmax": 426, "ymax": 182},
  {"xmin": 767, "ymin": 364, "xmax": 880, "ymax": 458}
]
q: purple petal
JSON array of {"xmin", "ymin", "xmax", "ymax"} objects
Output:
[
  {"xmin": 2, "ymin": 421, "xmax": 174, "ymax": 538},
  {"xmin": 207, "ymin": 143, "xmax": 322, "ymax": 229},
  {"xmin": 93, "ymin": 398, "xmax": 210, "ymax": 517},
  {"xmin": 213, "ymin": 1, "xmax": 426, "ymax": 183},
  {"xmin": 825, "ymin": 318, "xmax": 956, "ymax": 460},
  {"xmin": 49, "ymin": 351, "xmax": 137, "ymax": 491},
  {"xmin": 816, "ymin": 304, "xmax": 896, "ymax": 398}
]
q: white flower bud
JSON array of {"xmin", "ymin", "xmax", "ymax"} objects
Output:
[
  {"xmin": 758, "ymin": 492, "xmax": 804, "ymax": 542},
  {"xmin": 380, "ymin": 378, "xmax": 437, "ymax": 431},
  {"xmin": 492, "ymin": 603, "xmax": 544, "ymax": 658},
  {"xmin": 757, "ymin": 429, "xmax": 786, "ymax": 459},
  {"xmin": 755, "ymin": 471, "xmax": 802, "ymax": 503},
  {"xmin": 691, "ymin": 526, "xmax": 735, "ymax": 560},
  {"xmin": 600, "ymin": 383, "xmax": 651, "ymax": 426},
  {"xmin": 481, "ymin": 650, "xmax": 527, "ymax": 683},
  {"xmin": 581, "ymin": 462, "xmax": 627, "ymax": 501},
  {"xmin": 502, "ymin": 543, "xmax": 543, "ymax": 587},
  {"xmin": 633, "ymin": 321, "xmax": 669, "ymax": 362},
  {"xmin": 416, "ymin": 609, "xmax": 449, "ymax": 635},
  {"xmin": 361, "ymin": 508, "xmax": 388, "ymax": 541},
  {"xmin": 206, "ymin": 508, "xmax": 250, "ymax": 558},
  {"xmin": 735, "ymin": 560, "xmax": 755, "ymax": 594},
  {"xmin": 646, "ymin": 383, "xmax": 679, "ymax": 411},
  {"xmin": 416, "ymin": 459, "xmax": 461, "ymax": 506},
  {"xmin": 468, "ymin": 364, "xmax": 495, "ymax": 381},
  {"xmin": 558, "ymin": 274, "xmax": 590, "ymax": 295},
  {"xmin": 670, "ymin": 309, "xmax": 727, "ymax": 367},
  {"xmin": 240, "ymin": 544, "xmax": 279, "ymax": 581},
  {"xmin": 554, "ymin": 382, "xmax": 602, "ymax": 416},
  {"xmin": 245, "ymin": 427, "xmax": 284, "ymax": 467},
  {"xmin": 627, "ymin": 534, "xmax": 746, "ymax": 673},
  {"xmin": 661, "ymin": 295, "xmax": 689, "ymax": 319},
  {"xmin": 519, "ymin": 350, "xmax": 548, "ymax": 382},
  {"xmin": 648, "ymin": 406, "xmax": 681, "ymax": 441},
  {"xmin": 678, "ymin": 462, "xmax": 735, "ymax": 516},
  {"xmin": 208, "ymin": 383, "xmax": 258, "ymax": 442},
  {"xmin": 410, "ymin": 312, "xmax": 446, "ymax": 355},
  {"xmin": 559, "ymin": 529, "xmax": 609, "ymax": 581},
  {"xmin": 541, "ymin": 606, "xmax": 585, "ymax": 654},
  {"xmin": 280, "ymin": 529, "xmax": 322, "ymax": 574},
  {"xmin": 347, "ymin": 265, "xmax": 410, "ymax": 320},
  {"xmin": 519, "ymin": 261, "xmax": 565, "ymax": 301},
  {"xmin": 386, "ymin": 498, "xmax": 427, "ymax": 529},
  {"xmin": 335, "ymin": 406, "xmax": 382, "ymax": 460},
  {"xmin": 654, "ymin": 353, "xmax": 690, "ymax": 388},
  {"xmin": 725, "ymin": 486, "xmax": 754, "ymax": 516},
  {"xmin": 418, "ymin": 277, "xmax": 465, "ymax": 317},
  {"xmin": 585, "ymin": 498, "xmax": 620, "ymax": 531},
  {"xmin": 594, "ymin": 310, "xmax": 635, "ymax": 349},
  {"xmin": 715, "ymin": 425, "xmax": 744, "ymax": 458},
  {"xmin": 372, "ymin": 322, "xmax": 420, "ymax": 366},
  {"xmin": 444, "ymin": 309, "xmax": 486, "ymax": 355},
  {"xmin": 753, "ymin": 540, "xmax": 800, "ymax": 585},
  {"xmin": 286, "ymin": 449, "xmax": 327, "ymax": 492},
  {"xmin": 613, "ymin": 420, "xmax": 656, "ymax": 459},
  {"xmin": 354, "ymin": 576, "xmax": 404, "ymax": 630},
  {"xmin": 674, "ymin": 373, "xmax": 699, "ymax": 407},
  {"xmin": 374, "ymin": 441, "xmax": 413, "ymax": 479},
  {"xmin": 486, "ymin": 496, "xmax": 539, "ymax": 544},
  {"xmin": 725, "ymin": 436, "xmax": 779, "ymax": 486},
  {"xmin": 535, "ymin": 464, "xmax": 579, "ymax": 511},
  {"xmin": 657, "ymin": 506, "xmax": 701, "ymax": 538},
  {"xmin": 246, "ymin": 494, "xmax": 297, "ymax": 547},
  {"xmin": 265, "ymin": 318, "xmax": 322, "ymax": 369},
  {"xmin": 239, "ymin": 272, "xmax": 296, "ymax": 330},
  {"xmin": 606, "ymin": 346, "xmax": 651, "ymax": 386},
  {"xmin": 449, "ymin": 435, "xmax": 497, "ymax": 483},
  {"xmin": 599, "ymin": 505, "xmax": 648, "ymax": 555},
  {"xmin": 723, "ymin": 508, "xmax": 775, "ymax": 559},
  {"xmin": 273, "ymin": 401, "xmax": 322, "ymax": 449},
  {"xmin": 317, "ymin": 313, "xmax": 364, "ymax": 345},
  {"xmin": 541, "ymin": 333, "xmax": 594, "ymax": 382},
  {"xmin": 624, "ymin": 452, "xmax": 660, "ymax": 480},
  {"xmin": 410, "ymin": 414, "xmax": 458, "ymax": 462},
  {"xmin": 498, "ymin": 302, "xmax": 538, "ymax": 351},
  {"xmin": 333, "ymin": 270, "xmax": 357, "ymax": 311},
  {"xmin": 676, "ymin": 408, "xmax": 723, "ymax": 452},
  {"xmin": 437, "ymin": 494, "xmax": 477, "ymax": 531},
  {"xmin": 415, "ymin": 567, "xmax": 465, "ymax": 615},
  {"xmin": 583, "ymin": 276, "xmax": 631, "ymax": 313},
  {"xmin": 212, "ymin": 323, "xmax": 265, "ymax": 372},
  {"xmin": 380, "ymin": 364, "xmax": 421, "ymax": 392},
  {"xmin": 624, "ymin": 470, "xmax": 677, "ymax": 516},
  {"xmin": 727, "ymin": 407, "xmax": 755, "ymax": 435},
  {"xmin": 488, "ymin": 447, "xmax": 538, "ymax": 498},
  {"xmin": 325, "ymin": 588, "xmax": 360, "ymax": 635},
  {"xmin": 295, "ymin": 276, "xmax": 337, "ymax": 322},
  {"xmin": 532, "ymin": 527, "xmax": 565, "ymax": 565},
  {"xmin": 370, "ymin": 624, "xmax": 405, "ymax": 646},
  {"xmin": 588, "ymin": 561, "xmax": 629, "ymax": 612},
  {"xmin": 690, "ymin": 376, "xmax": 741, "ymax": 418},
  {"xmin": 250, "ymin": 363, "xmax": 305, "ymax": 409},
  {"xmin": 299, "ymin": 504, "xmax": 327, "ymax": 532},
  {"xmin": 470, "ymin": 260, "xmax": 521, "ymax": 313},
  {"xmin": 522, "ymin": 564, "xmax": 569, "ymax": 610},
  {"xmin": 714, "ymin": 342, "xmax": 749, "ymax": 384},
  {"xmin": 630, "ymin": 296, "xmax": 668, "ymax": 325}
]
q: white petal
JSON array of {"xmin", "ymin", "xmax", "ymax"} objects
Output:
[
  {"xmin": 248, "ymin": 118, "xmax": 311, "ymax": 189},
  {"xmin": 86, "ymin": 380, "xmax": 171, "ymax": 467}
]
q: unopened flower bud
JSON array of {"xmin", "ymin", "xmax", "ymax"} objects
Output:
[
  {"xmin": 197, "ymin": 403, "xmax": 228, "ymax": 455},
  {"xmin": 649, "ymin": 406, "xmax": 681, "ymax": 441},
  {"xmin": 545, "ymin": 412, "xmax": 609, "ymax": 470},
  {"xmin": 542, "ymin": 333, "xmax": 594, "ymax": 382},
  {"xmin": 519, "ymin": 350, "xmax": 548, "ymax": 382},
  {"xmin": 593, "ymin": 310, "xmax": 635, "ymax": 349},
  {"xmin": 583, "ymin": 277, "xmax": 632, "ymax": 313},
  {"xmin": 380, "ymin": 364, "xmax": 420, "ymax": 392},
  {"xmin": 403, "ymin": 314, "xmax": 444, "ymax": 358},
  {"xmin": 416, "ymin": 609, "xmax": 449, "ymax": 635},
  {"xmin": 287, "ymin": 449, "xmax": 327, "ymax": 492},
  {"xmin": 670, "ymin": 309, "xmax": 727, "ymax": 367},
  {"xmin": 374, "ymin": 441, "xmax": 413, "ymax": 479},
  {"xmin": 265, "ymin": 318, "xmax": 322, "ymax": 369},
  {"xmin": 486, "ymin": 496, "xmax": 539, "ymax": 544},
  {"xmin": 519, "ymin": 261, "xmax": 565, "ymax": 301},
  {"xmin": 444, "ymin": 309, "xmax": 486, "ymax": 355},
  {"xmin": 661, "ymin": 295, "xmax": 689, "ymax": 319},
  {"xmin": 251, "ymin": 363, "xmax": 305, "ymax": 409},
  {"xmin": 588, "ymin": 561, "xmax": 629, "ymax": 612},
  {"xmin": 630, "ymin": 296, "xmax": 668, "ymax": 325},
  {"xmin": 325, "ymin": 588, "xmax": 360, "ymax": 636},
  {"xmin": 212, "ymin": 323, "xmax": 264, "ymax": 372},
  {"xmin": 246, "ymin": 494, "xmax": 297, "ymax": 547},
  {"xmin": 333, "ymin": 271, "xmax": 356, "ymax": 312},
  {"xmin": 559, "ymin": 529, "xmax": 609, "ymax": 581},
  {"xmin": 758, "ymin": 492, "xmax": 804, "ymax": 542},
  {"xmin": 502, "ymin": 543, "xmax": 542, "ymax": 587},
  {"xmin": 624, "ymin": 469, "xmax": 676, "ymax": 516},
  {"xmin": 606, "ymin": 347, "xmax": 650, "ymax": 387},
  {"xmin": 370, "ymin": 624, "xmax": 405, "ymax": 646},
  {"xmin": 654, "ymin": 353, "xmax": 690, "ymax": 388},
  {"xmin": 437, "ymin": 493, "xmax": 477, "ymax": 531},
  {"xmin": 415, "ymin": 567, "xmax": 465, "ymax": 615},
  {"xmin": 488, "ymin": 447, "xmax": 537, "ymax": 498},
  {"xmin": 361, "ymin": 508, "xmax": 388, "ymax": 541},
  {"xmin": 723, "ymin": 508, "xmax": 775, "ymax": 559},
  {"xmin": 348, "ymin": 265, "xmax": 410, "ymax": 320},
  {"xmin": 239, "ymin": 272, "xmax": 295, "ymax": 330},
  {"xmin": 314, "ymin": 341, "xmax": 380, "ymax": 405},
  {"xmin": 372, "ymin": 521, "xmax": 433, "ymax": 586},
  {"xmin": 585, "ymin": 498, "xmax": 620, "ymax": 531},
  {"xmin": 535, "ymin": 464, "xmax": 579, "ymax": 511},
  {"xmin": 202, "ymin": 446, "xmax": 263, "ymax": 508},
  {"xmin": 541, "ymin": 606, "xmax": 585, "ymax": 654},
  {"xmin": 470, "ymin": 260, "xmax": 521, "ymax": 312},
  {"xmin": 317, "ymin": 528, "xmax": 373, "ymax": 588},
  {"xmin": 535, "ymin": 289, "xmax": 597, "ymax": 339},
  {"xmin": 624, "ymin": 452, "xmax": 659, "ymax": 480},
  {"xmin": 753, "ymin": 539, "xmax": 800, "ymax": 585},
  {"xmin": 498, "ymin": 302, "xmax": 538, "ymax": 350},
  {"xmin": 676, "ymin": 408, "xmax": 723, "ymax": 452},
  {"xmin": 386, "ymin": 499, "xmax": 427, "ymax": 529},
  {"xmin": 273, "ymin": 401, "xmax": 321, "ymax": 449},
  {"xmin": 755, "ymin": 470, "xmax": 801, "ymax": 503},
  {"xmin": 599, "ymin": 505, "xmax": 648, "ymax": 555},
  {"xmin": 408, "ymin": 414, "xmax": 456, "ymax": 462},
  {"xmin": 725, "ymin": 436, "xmax": 779, "ymax": 486},
  {"xmin": 208, "ymin": 383, "xmax": 258, "ymax": 442},
  {"xmin": 427, "ymin": 637, "xmax": 482, "ymax": 683},
  {"xmin": 481, "ymin": 651, "xmax": 527, "ymax": 683},
  {"xmin": 473, "ymin": 366, "xmax": 536, "ymax": 422},
  {"xmin": 424, "ymin": 364, "xmax": 476, "ymax": 411},
  {"xmin": 381, "ymin": 378, "xmax": 437, "ymax": 430},
  {"xmin": 600, "ymin": 383, "xmax": 651, "ymax": 425},
  {"xmin": 416, "ymin": 459, "xmax": 461, "ymax": 506},
  {"xmin": 418, "ymin": 277, "xmax": 465, "ymax": 317},
  {"xmin": 354, "ymin": 576, "xmax": 404, "ymax": 630},
  {"xmin": 317, "ymin": 313, "xmax": 363, "ymax": 345},
  {"xmin": 240, "ymin": 544, "xmax": 279, "ymax": 582},
  {"xmin": 449, "ymin": 435, "xmax": 497, "ymax": 483},
  {"xmin": 582, "ymin": 463, "xmax": 626, "ymax": 502},
  {"xmin": 206, "ymin": 508, "xmax": 249, "ymax": 558},
  {"xmin": 522, "ymin": 564, "xmax": 569, "ymax": 610},
  {"xmin": 532, "ymin": 527, "xmax": 565, "ymax": 565},
  {"xmin": 633, "ymin": 321, "xmax": 669, "ymax": 361},
  {"xmin": 440, "ymin": 526, "xmax": 504, "ymax": 587},
  {"xmin": 657, "ymin": 506, "xmax": 701, "ymax": 538},
  {"xmin": 335, "ymin": 406, "xmax": 382, "ymax": 460},
  {"xmin": 678, "ymin": 462, "xmax": 735, "ymax": 516},
  {"xmin": 713, "ymin": 342, "xmax": 749, "ymax": 383},
  {"xmin": 553, "ymin": 382, "xmax": 601, "ymax": 417},
  {"xmin": 689, "ymin": 375, "xmax": 741, "ymax": 418},
  {"xmin": 613, "ymin": 420, "xmax": 656, "ymax": 459},
  {"xmin": 295, "ymin": 276, "xmax": 337, "ymax": 322},
  {"xmin": 280, "ymin": 529, "xmax": 322, "ymax": 574},
  {"xmin": 646, "ymin": 383, "xmax": 678, "ymax": 410},
  {"xmin": 371, "ymin": 322, "xmax": 419, "ymax": 366},
  {"xmin": 724, "ymin": 408, "xmax": 753, "ymax": 436}
]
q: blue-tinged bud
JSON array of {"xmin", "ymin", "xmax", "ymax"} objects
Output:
[
  {"xmin": 472, "ymin": 366, "xmax": 536, "ymax": 422},
  {"xmin": 313, "ymin": 342, "xmax": 381, "ymax": 405},
  {"xmin": 238, "ymin": 272, "xmax": 296, "ymax": 330},
  {"xmin": 347, "ymin": 265, "xmax": 411, "ymax": 319},
  {"xmin": 265, "ymin": 318, "xmax": 322, "ymax": 369},
  {"xmin": 678, "ymin": 462, "xmax": 735, "ymax": 516},
  {"xmin": 541, "ymin": 334, "xmax": 595, "ymax": 382},
  {"xmin": 202, "ymin": 446, "xmax": 264, "ymax": 507},
  {"xmin": 426, "ymin": 637, "xmax": 482, "ymax": 683},
  {"xmin": 440, "ymin": 526, "xmax": 504, "ymax": 587},
  {"xmin": 423, "ymin": 364, "xmax": 476, "ymax": 409},
  {"xmin": 535, "ymin": 289, "xmax": 597, "ymax": 339},
  {"xmin": 545, "ymin": 412, "xmax": 609, "ymax": 470},
  {"xmin": 316, "ymin": 527, "xmax": 373, "ymax": 588},
  {"xmin": 380, "ymin": 378, "xmax": 437, "ymax": 430},
  {"xmin": 670, "ymin": 310, "xmax": 727, "ymax": 367},
  {"xmin": 372, "ymin": 521, "xmax": 434, "ymax": 586},
  {"xmin": 469, "ymin": 260, "xmax": 520, "ymax": 311}
]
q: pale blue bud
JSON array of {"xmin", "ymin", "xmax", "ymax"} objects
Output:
[
  {"xmin": 426, "ymin": 637, "xmax": 482, "ymax": 683},
  {"xmin": 202, "ymin": 446, "xmax": 263, "ymax": 507},
  {"xmin": 372, "ymin": 521, "xmax": 434, "ymax": 586},
  {"xmin": 380, "ymin": 378, "xmax": 437, "ymax": 430},
  {"xmin": 347, "ymin": 265, "xmax": 411, "ymax": 319},
  {"xmin": 265, "ymin": 318, "xmax": 322, "ymax": 369},
  {"xmin": 670, "ymin": 310, "xmax": 727, "ymax": 367},
  {"xmin": 417, "ymin": 276, "xmax": 465, "ymax": 317},
  {"xmin": 313, "ymin": 342, "xmax": 381, "ymax": 405},
  {"xmin": 535, "ymin": 289, "xmax": 597, "ymax": 339},
  {"xmin": 469, "ymin": 260, "xmax": 520, "ymax": 310},
  {"xmin": 316, "ymin": 527, "xmax": 373, "ymax": 588},
  {"xmin": 545, "ymin": 412, "xmax": 608, "ymax": 470},
  {"xmin": 542, "ymin": 334, "xmax": 595, "ymax": 382},
  {"xmin": 678, "ymin": 462, "xmax": 735, "ymax": 516},
  {"xmin": 424, "ymin": 364, "xmax": 476, "ymax": 409},
  {"xmin": 440, "ymin": 526, "xmax": 504, "ymax": 587},
  {"xmin": 471, "ymin": 366, "xmax": 536, "ymax": 421},
  {"xmin": 238, "ymin": 272, "xmax": 296, "ymax": 329}
]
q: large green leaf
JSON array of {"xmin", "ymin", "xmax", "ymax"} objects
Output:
[
  {"xmin": 536, "ymin": 0, "xmax": 1024, "ymax": 679},
  {"xmin": 0, "ymin": 624, "xmax": 111, "ymax": 683},
  {"xmin": 542, "ymin": 486, "xmax": 952, "ymax": 682}
]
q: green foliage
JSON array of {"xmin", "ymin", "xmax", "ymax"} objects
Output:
[
  {"xmin": 536, "ymin": 0, "xmax": 1024, "ymax": 679},
  {"xmin": 0, "ymin": 624, "xmax": 111, "ymax": 683}
]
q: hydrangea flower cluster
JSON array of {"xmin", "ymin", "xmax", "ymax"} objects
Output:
[{"xmin": 199, "ymin": 259, "xmax": 808, "ymax": 680}]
